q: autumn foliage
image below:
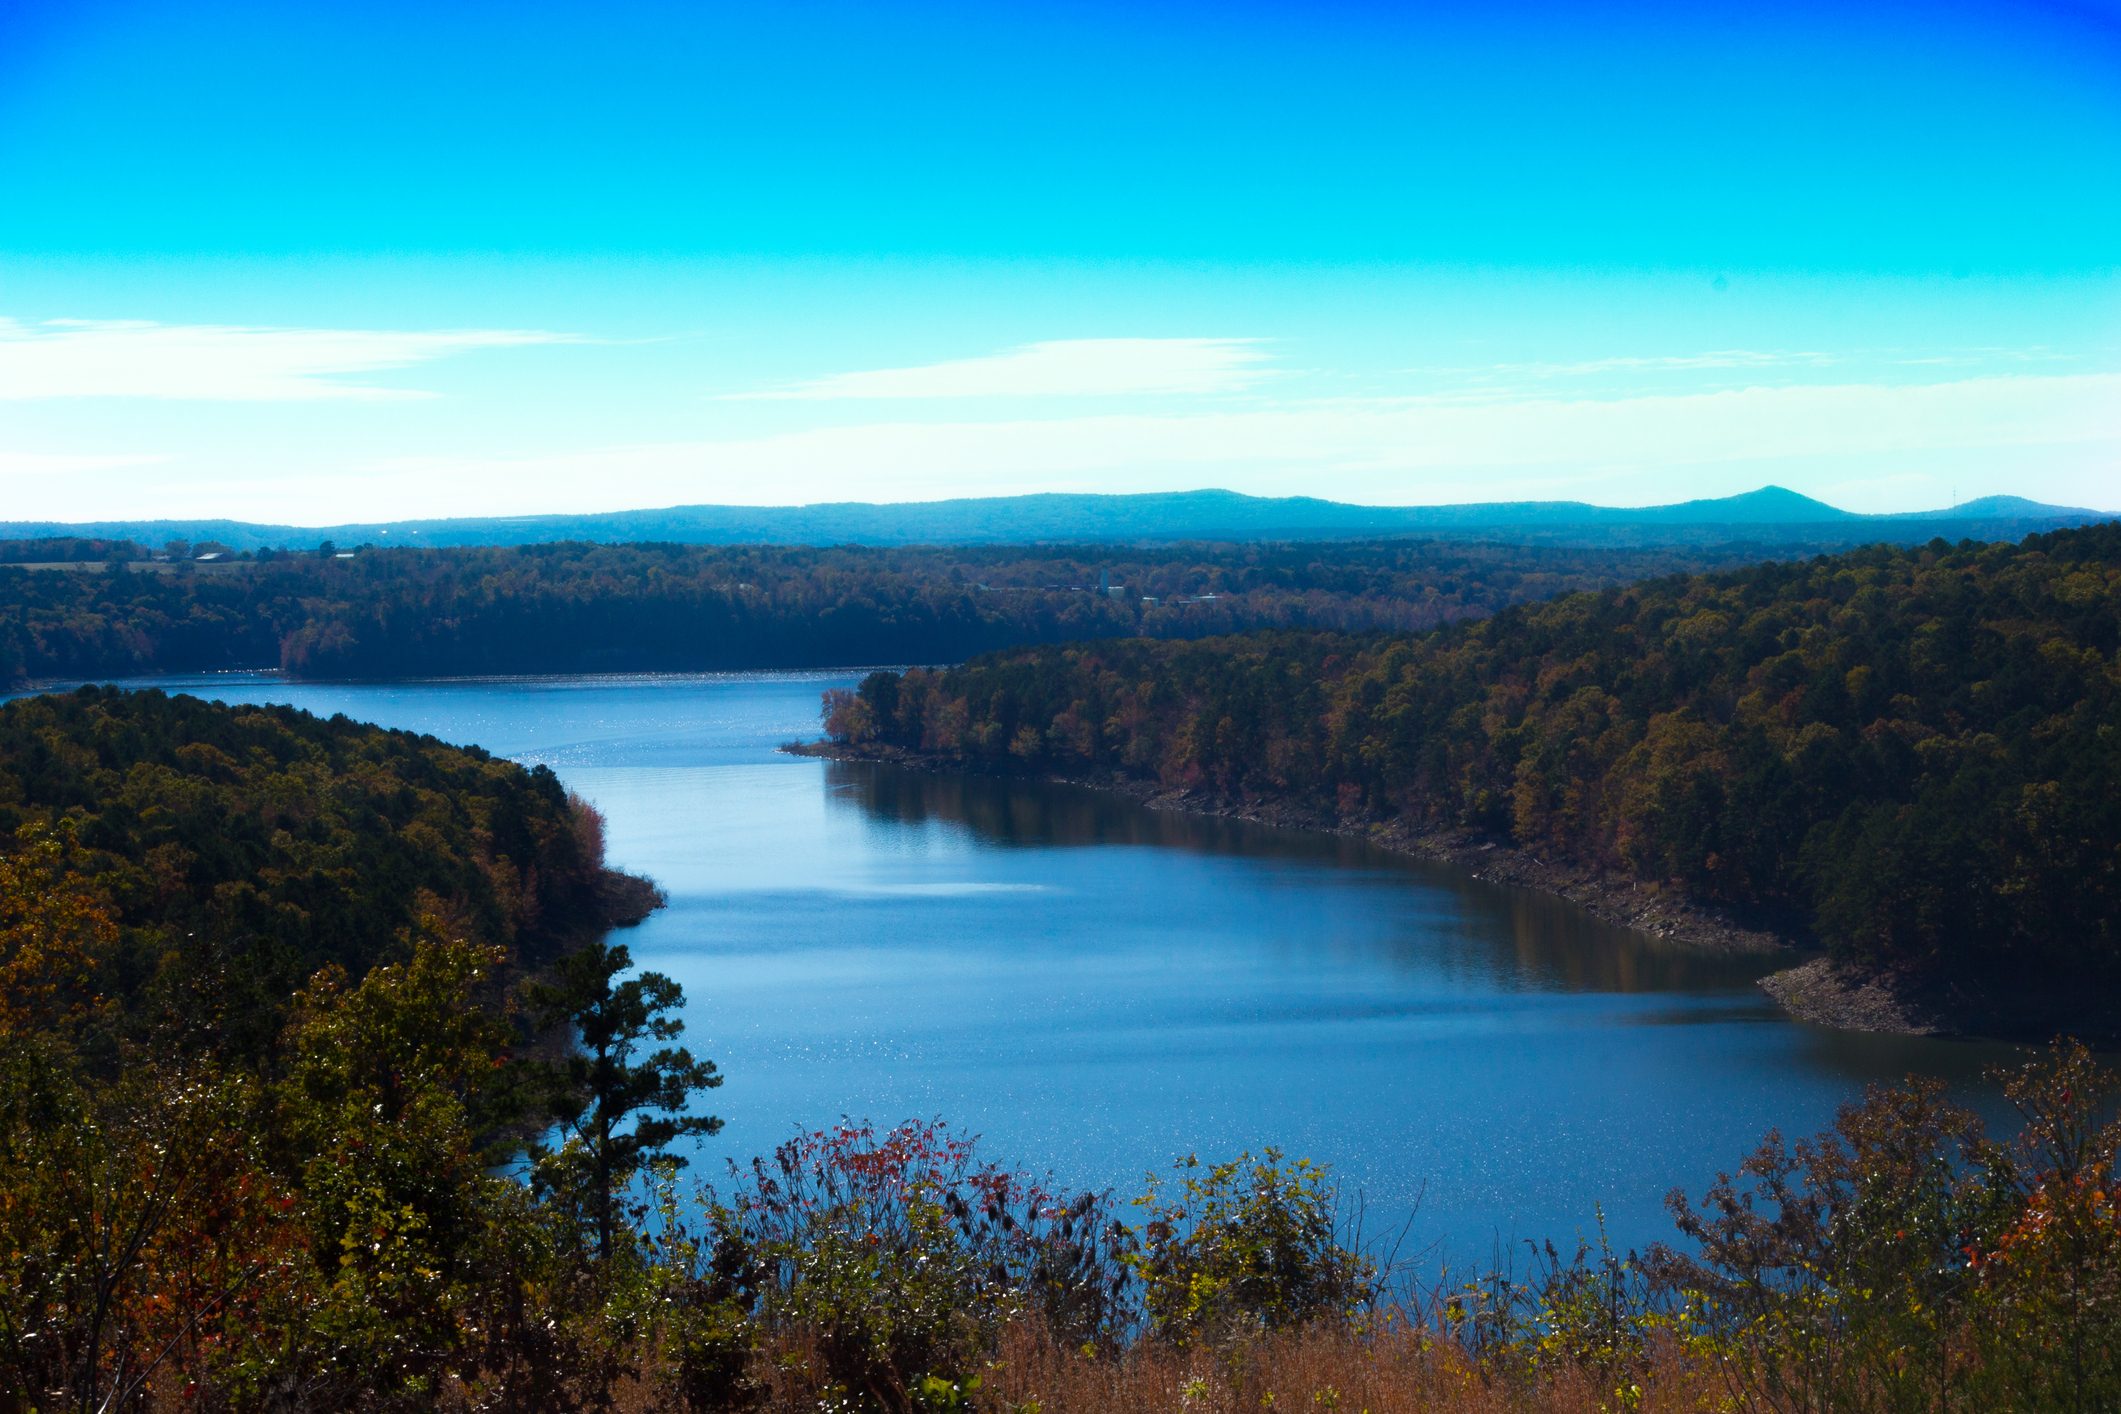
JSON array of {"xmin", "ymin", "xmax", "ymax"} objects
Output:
[{"xmin": 835, "ymin": 525, "xmax": 2121, "ymax": 1011}]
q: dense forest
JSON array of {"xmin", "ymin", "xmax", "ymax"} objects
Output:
[
  {"xmin": 827, "ymin": 526, "xmax": 2121, "ymax": 1014},
  {"xmin": 5, "ymin": 694, "xmax": 2119, "ymax": 1407},
  {"xmin": 0, "ymin": 687, "xmax": 623, "ymax": 1063},
  {"xmin": 0, "ymin": 689, "xmax": 722, "ymax": 1407},
  {"xmin": 0, "ymin": 538, "xmax": 1782, "ymax": 686}
]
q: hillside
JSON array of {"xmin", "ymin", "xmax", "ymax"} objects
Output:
[
  {"xmin": 0, "ymin": 686, "xmax": 630, "ymax": 1060},
  {"xmin": 0, "ymin": 485, "xmax": 2108, "ymax": 551},
  {"xmin": 0, "ymin": 688, "xmax": 702, "ymax": 1406},
  {"xmin": 824, "ymin": 524, "xmax": 2121, "ymax": 1035}
]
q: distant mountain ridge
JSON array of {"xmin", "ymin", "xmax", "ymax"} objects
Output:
[{"xmin": 2, "ymin": 485, "xmax": 2109, "ymax": 551}]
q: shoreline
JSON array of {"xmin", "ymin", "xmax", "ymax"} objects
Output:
[{"xmin": 784, "ymin": 739, "xmax": 1960, "ymax": 1037}]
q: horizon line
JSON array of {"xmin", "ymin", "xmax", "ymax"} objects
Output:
[{"xmin": 2, "ymin": 482, "xmax": 2117, "ymax": 535}]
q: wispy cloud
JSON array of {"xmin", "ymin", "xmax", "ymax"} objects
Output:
[
  {"xmin": 730, "ymin": 337, "xmax": 1274, "ymax": 400},
  {"xmin": 0, "ymin": 317, "xmax": 577, "ymax": 400},
  {"xmin": 340, "ymin": 369, "xmax": 2121, "ymax": 519}
]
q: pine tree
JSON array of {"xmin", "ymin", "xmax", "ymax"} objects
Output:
[{"xmin": 527, "ymin": 939, "xmax": 722, "ymax": 1260}]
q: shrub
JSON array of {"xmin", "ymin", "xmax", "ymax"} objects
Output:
[
  {"xmin": 1649, "ymin": 1039, "xmax": 2121, "ymax": 1413},
  {"xmin": 1130, "ymin": 1150, "xmax": 1378, "ymax": 1344},
  {"xmin": 700, "ymin": 1120, "xmax": 1133, "ymax": 1409}
]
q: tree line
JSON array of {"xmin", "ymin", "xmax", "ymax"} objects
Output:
[
  {"xmin": 828, "ymin": 525, "xmax": 2121, "ymax": 1011},
  {"xmin": 0, "ymin": 537, "xmax": 1784, "ymax": 685}
]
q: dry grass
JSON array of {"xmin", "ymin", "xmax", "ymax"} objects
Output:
[
  {"xmin": 667, "ymin": 1316, "xmax": 1724, "ymax": 1414},
  {"xmin": 980, "ymin": 1320, "xmax": 1716, "ymax": 1414}
]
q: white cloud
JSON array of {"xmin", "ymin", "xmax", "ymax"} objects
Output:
[
  {"xmin": 732, "ymin": 337, "xmax": 1273, "ymax": 400},
  {"xmin": 0, "ymin": 317, "xmax": 576, "ymax": 400},
  {"xmin": 335, "ymin": 368, "xmax": 2121, "ymax": 519},
  {"xmin": 14, "ymin": 361, "xmax": 2115, "ymax": 524}
]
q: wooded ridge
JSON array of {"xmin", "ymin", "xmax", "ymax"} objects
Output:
[{"xmin": 825, "ymin": 525, "xmax": 2121, "ymax": 1034}]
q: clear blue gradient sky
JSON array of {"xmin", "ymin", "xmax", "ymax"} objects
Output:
[{"xmin": 2, "ymin": 0, "xmax": 2117, "ymax": 522}]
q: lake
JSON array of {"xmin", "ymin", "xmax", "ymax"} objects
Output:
[{"xmin": 17, "ymin": 670, "xmax": 2026, "ymax": 1266}]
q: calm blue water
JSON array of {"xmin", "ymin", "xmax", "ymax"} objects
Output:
[{"xmin": 14, "ymin": 672, "xmax": 2026, "ymax": 1267}]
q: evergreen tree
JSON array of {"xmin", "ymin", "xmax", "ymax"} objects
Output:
[{"xmin": 527, "ymin": 939, "xmax": 722, "ymax": 1260}]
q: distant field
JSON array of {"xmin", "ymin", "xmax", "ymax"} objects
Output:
[{"xmin": 5, "ymin": 560, "xmax": 241, "ymax": 573}]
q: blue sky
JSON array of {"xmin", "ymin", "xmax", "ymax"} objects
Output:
[{"xmin": 2, "ymin": 0, "xmax": 2117, "ymax": 523}]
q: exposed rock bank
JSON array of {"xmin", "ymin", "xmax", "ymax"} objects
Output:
[{"xmin": 1755, "ymin": 957, "xmax": 1943, "ymax": 1036}]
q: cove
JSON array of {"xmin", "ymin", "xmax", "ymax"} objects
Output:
[{"xmin": 32, "ymin": 670, "xmax": 2025, "ymax": 1265}]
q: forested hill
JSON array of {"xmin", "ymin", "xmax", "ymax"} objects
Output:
[
  {"xmin": 828, "ymin": 526, "xmax": 2121, "ymax": 1018},
  {"xmin": 0, "ymin": 538, "xmax": 1765, "ymax": 686},
  {"xmin": 0, "ymin": 686, "xmax": 620, "ymax": 1061}
]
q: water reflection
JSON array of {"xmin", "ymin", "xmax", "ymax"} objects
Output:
[{"xmin": 826, "ymin": 760, "xmax": 1772, "ymax": 997}]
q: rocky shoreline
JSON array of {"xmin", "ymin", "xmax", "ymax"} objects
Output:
[
  {"xmin": 1756, "ymin": 957, "xmax": 1943, "ymax": 1036},
  {"xmin": 783, "ymin": 738, "xmax": 1971, "ymax": 1037}
]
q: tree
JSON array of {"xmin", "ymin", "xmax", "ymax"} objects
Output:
[
  {"xmin": 279, "ymin": 935, "xmax": 540, "ymax": 1400},
  {"xmin": 528, "ymin": 939, "xmax": 722, "ymax": 1261},
  {"xmin": 0, "ymin": 823, "xmax": 119, "ymax": 1045}
]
